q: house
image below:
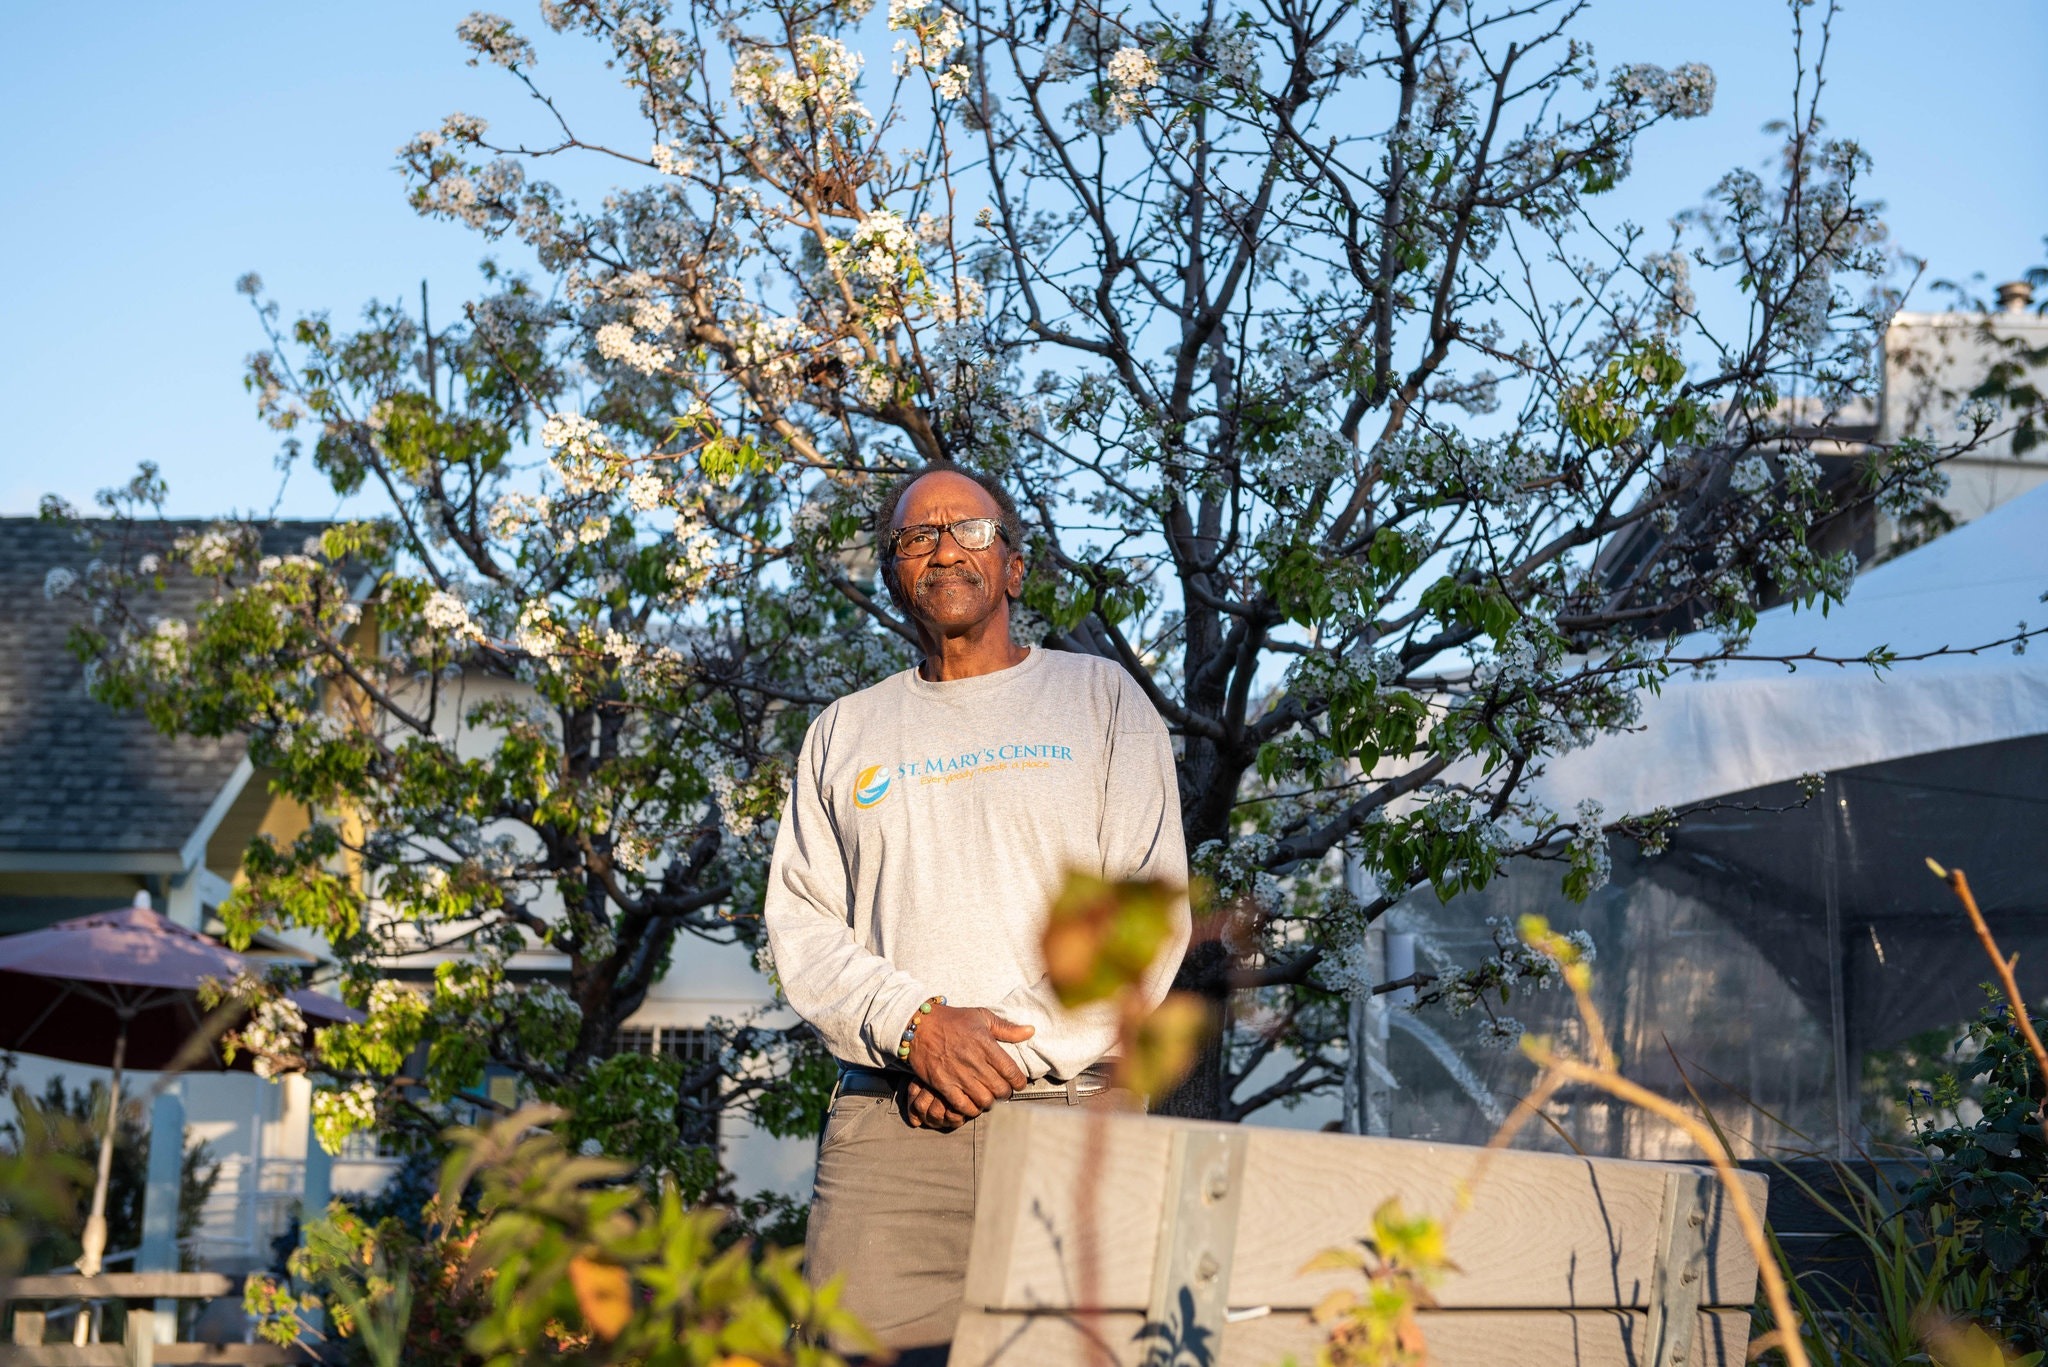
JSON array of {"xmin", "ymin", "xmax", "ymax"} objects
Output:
[
  {"xmin": 1882, "ymin": 279, "xmax": 2048, "ymax": 525},
  {"xmin": 0, "ymin": 517, "xmax": 343, "ymax": 1271},
  {"xmin": 0, "ymin": 517, "xmax": 810, "ymax": 1273},
  {"xmin": 1593, "ymin": 280, "xmax": 2048, "ymax": 623}
]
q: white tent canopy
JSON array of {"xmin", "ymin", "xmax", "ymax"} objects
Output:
[
  {"xmin": 1531, "ymin": 480, "xmax": 2048, "ymax": 817},
  {"xmin": 1368, "ymin": 484, "xmax": 2048, "ymax": 1159}
]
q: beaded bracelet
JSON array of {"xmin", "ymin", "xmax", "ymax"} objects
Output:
[{"xmin": 896, "ymin": 995, "xmax": 946, "ymax": 1061}]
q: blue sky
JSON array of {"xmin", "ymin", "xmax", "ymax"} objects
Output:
[{"xmin": 3, "ymin": 0, "xmax": 2042, "ymax": 518}]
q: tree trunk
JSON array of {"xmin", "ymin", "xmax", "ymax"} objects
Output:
[{"xmin": 1155, "ymin": 938, "xmax": 1231, "ymax": 1119}]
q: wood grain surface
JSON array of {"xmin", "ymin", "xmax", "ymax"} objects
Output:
[
  {"xmin": 951, "ymin": 1305, "xmax": 1754, "ymax": 1366},
  {"xmin": 964, "ymin": 1108, "xmax": 1766, "ymax": 1313}
]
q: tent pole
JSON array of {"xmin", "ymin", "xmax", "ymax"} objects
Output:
[{"xmin": 1821, "ymin": 775, "xmax": 1852, "ymax": 1158}]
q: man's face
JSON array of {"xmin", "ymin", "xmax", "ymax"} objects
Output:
[{"xmin": 888, "ymin": 471, "xmax": 1022, "ymax": 637}]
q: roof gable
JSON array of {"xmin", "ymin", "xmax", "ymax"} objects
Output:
[{"xmin": 0, "ymin": 517, "xmax": 331, "ymax": 863}]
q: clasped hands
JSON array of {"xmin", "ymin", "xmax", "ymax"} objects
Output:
[{"xmin": 902, "ymin": 1003, "xmax": 1035, "ymax": 1131}]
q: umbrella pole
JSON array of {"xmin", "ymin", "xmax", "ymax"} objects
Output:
[{"xmin": 73, "ymin": 1018, "xmax": 128, "ymax": 1344}]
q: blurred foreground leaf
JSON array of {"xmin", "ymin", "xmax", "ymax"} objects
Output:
[
  {"xmin": 1922, "ymin": 1316, "xmax": 2046, "ymax": 1367},
  {"xmin": 1122, "ymin": 993, "xmax": 1210, "ymax": 1100},
  {"xmin": 1042, "ymin": 871, "xmax": 1181, "ymax": 1008}
]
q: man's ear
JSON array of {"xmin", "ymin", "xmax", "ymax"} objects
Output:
[{"xmin": 1006, "ymin": 548, "xmax": 1025, "ymax": 600}]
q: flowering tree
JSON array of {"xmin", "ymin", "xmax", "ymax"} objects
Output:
[
  {"xmin": 49, "ymin": 400, "xmax": 854, "ymax": 1194},
  {"xmin": 49, "ymin": 0, "xmax": 2011, "ymax": 1138}
]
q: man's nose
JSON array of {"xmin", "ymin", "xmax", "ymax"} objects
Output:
[{"xmin": 928, "ymin": 530, "xmax": 970, "ymax": 565}]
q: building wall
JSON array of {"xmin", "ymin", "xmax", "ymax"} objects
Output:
[
  {"xmin": 0, "ymin": 1056, "xmax": 314, "ymax": 1275},
  {"xmin": 1882, "ymin": 307, "xmax": 2048, "ymax": 527}
]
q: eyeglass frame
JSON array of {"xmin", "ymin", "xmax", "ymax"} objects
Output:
[{"xmin": 887, "ymin": 517, "xmax": 1012, "ymax": 559}]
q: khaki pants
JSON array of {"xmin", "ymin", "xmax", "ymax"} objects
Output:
[{"xmin": 805, "ymin": 1083, "xmax": 1140, "ymax": 1363}]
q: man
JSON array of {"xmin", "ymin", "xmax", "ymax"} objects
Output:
[{"xmin": 764, "ymin": 462, "xmax": 1190, "ymax": 1360}]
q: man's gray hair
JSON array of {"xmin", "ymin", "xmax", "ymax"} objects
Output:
[{"xmin": 871, "ymin": 461, "xmax": 1026, "ymax": 552}]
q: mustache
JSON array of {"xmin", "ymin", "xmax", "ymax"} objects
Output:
[{"xmin": 911, "ymin": 566, "xmax": 985, "ymax": 599}]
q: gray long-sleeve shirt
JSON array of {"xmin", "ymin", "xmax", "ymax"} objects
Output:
[{"xmin": 763, "ymin": 646, "xmax": 1191, "ymax": 1081}]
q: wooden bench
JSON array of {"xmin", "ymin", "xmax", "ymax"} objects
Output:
[
  {"xmin": 0, "ymin": 1274, "xmax": 308, "ymax": 1366},
  {"xmin": 951, "ymin": 1107, "xmax": 1768, "ymax": 1367}
]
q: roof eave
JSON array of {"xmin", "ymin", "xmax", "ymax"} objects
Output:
[{"xmin": 0, "ymin": 850, "xmax": 187, "ymax": 874}]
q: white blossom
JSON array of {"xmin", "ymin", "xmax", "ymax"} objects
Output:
[
  {"xmin": 42, "ymin": 567, "xmax": 76, "ymax": 599},
  {"xmin": 596, "ymin": 320, "xmax": 675, "ymax": 376},
  {"xmin": 311, "ymin": 1081, "xmax": 380, "ymax": 1154},
  {"xmin": 143, "ymin": 618, "xmax": 190, "ymax": 670},
  {"xmin": 650, "ymin": 141, "xmax": 696, "ymax": 178},
  {"xmin": 489, "ymin": 491, "xmax": 552, "ymax": 538},
  {"xmin": 1642, "ymin": 249, "xmax": 1696, "ymax": 330},
  {"xmin": 540, "ymin": 412, "xmax": 622, "ymax": 494},
  {"xmin": 1568, "ymin": 799, "xmax": 1611, "ymax": 895},
  {"xmin": 1104, "ymin": 45, "xmax": 1160, "ymax": 124},
  {"xmin": 1612, "ymin": 62, "xmax": 1715, "ymax": 122},
  {"xmin": 1729, "ymin": 455, "xmax": 1773, "ymax": 496},
  {"xmin": 890, "ymin": 0, "xmax": 964, "ymax": 80},
  {"xmin": 456, "ymin": 12, "xmax": 534, "ymax": 69},
  {"xmin": 626, "ymin": 472, "xmax": 667, "ymax": 511},
  {"xmin": 514, "ymin": 599, "xmax": 560, "ymax": 662},
  {"xmin": 732, "ymin": 35, "xmax": 869, "ymax": 130},
  {"xmin": 175, "ymin": 527, "xmax": 243, "ymax": 574},
  {"xmin": 836, "ymin": 209, "xmax": 921, "ymax": 286},
  {"xmin": 1477, "ymin": 1016, "xmax": 1525, "ymax": 1050},
  {"xmin": 1205, "ymin": 26, "xmax": 1261, "ymax": 87},
  {"xmin": 422, "ymin": 588, "xmax": 482, "ymax": 642},
  {"xmin": 239, "ymin": 995, "xmax": 307, "ymax": 1080}
]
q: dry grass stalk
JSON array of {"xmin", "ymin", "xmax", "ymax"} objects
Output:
[
  {"xmin": 1506, "ymin": 917, "xmax": 1812, "ymax": 1367},
  {"xmin": 1928, "ymin": 860, "xmax": 2048, "ymax": 1122}
]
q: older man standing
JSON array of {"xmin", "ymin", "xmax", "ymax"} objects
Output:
[{"xmin": 763, "ymin": 462, "xmax": 1190, "ymax": 1360}]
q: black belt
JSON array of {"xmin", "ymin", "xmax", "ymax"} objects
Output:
[{"xmin": 836, "ymin": 1062, "xmax": 1117, "ymax": 1103}]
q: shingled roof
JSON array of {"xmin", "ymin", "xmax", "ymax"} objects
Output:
[{"xmin": 0, "ymin": 517, "xmax": 332, "ymax": 866}]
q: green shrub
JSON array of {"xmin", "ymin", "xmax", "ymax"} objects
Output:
[
  {"xmin": 1906, "ymin": 991, "xmax": 2048, "ymax": 1353},
  {"xmin": 250, "ymin": 1107, "xmax": 868, "ymax": 1367}
]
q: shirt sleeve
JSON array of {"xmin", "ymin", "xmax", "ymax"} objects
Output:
[
  {"xmin": 762, "ymin": 708, "xmax": 935, "ymax": 1069},
  {"xmin": 992, "ymin": 670, "xmax": 1192, "ymax": 1080}
]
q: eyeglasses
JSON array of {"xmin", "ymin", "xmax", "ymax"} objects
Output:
[{"xmin": 889, "ymin": 518, "xmax": 1010, "ymax": 558}]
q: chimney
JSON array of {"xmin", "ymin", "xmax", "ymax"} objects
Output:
[{"xmin": 1995, "ymin": 280, "xmax": 2035, "ymax": 315}]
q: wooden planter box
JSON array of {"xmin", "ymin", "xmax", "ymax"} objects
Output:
[{"xmin": 952, "ymin": 1107, "xmax": 1767, "ymax": 1367}]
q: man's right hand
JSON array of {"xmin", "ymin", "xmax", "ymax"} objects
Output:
[{"xmin": 906, "ymin": 1004, "xmax": 1034, "ymax": 1119}]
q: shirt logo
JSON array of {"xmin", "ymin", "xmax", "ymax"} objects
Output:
[{"xmin": 853, "ymin": 764, "xmax": 892, "ymax": 809}]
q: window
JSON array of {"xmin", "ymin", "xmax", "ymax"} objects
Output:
[
  {"xmin": 659, "ymin": 1026, "xmax": 715, "ymax": 1064},
  {"xmin": 612, "ymin": 1025, "xmax": 721, "ymax": 1149},
  {"xmin": 612, "ymin": 1026, "xmax": 659, "ymax": 1056},
  {"xmin": 336, "ymin": 1129, "xmax": 406, "ymax": 1162}
]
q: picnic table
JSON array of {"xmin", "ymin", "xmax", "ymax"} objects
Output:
[{"xmin": 0, "ymin": 1273, "xmax": 308, "ymax": 1367}]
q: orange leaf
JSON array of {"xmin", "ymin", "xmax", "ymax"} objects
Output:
[{"xmin": 567, "ymin": 1256, "xmax": 632, "ymax": 1341}]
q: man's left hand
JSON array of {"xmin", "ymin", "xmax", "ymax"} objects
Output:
[{"xmin": 904, "ymin": 1080, "xmax": 970, "ymax": 1130}]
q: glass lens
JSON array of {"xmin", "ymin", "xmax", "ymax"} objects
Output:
[
  {"xmin": 894, "ymin": 520, "xmax": 1002, "ymax": 555},
  {"xmin": 952, "ymin": 519, "xmax": 998, "ymax": 550}
]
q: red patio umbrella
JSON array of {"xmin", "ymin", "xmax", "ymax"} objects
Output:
[{"xmin": 0, "ymin": 892, "xmax": 359, "ymax": 1285}]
